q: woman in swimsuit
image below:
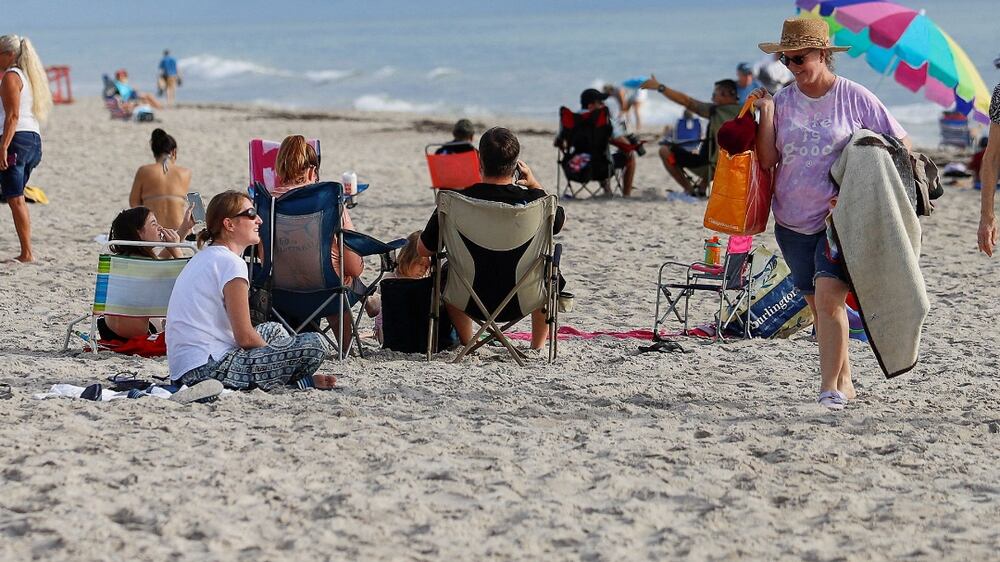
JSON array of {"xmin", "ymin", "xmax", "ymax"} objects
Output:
[
  {"xmin": 129, "ymin": 128, "xmax": 192, "ymax": 231},
  {"xmin": 100, "ymin": 206, "xmax": 194, "ymax": 341}
]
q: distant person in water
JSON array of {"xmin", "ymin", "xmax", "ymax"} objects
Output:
[
  {"xmin": 157, "ymin": 49, "xmax": 181, "ymax": 106},
  {"xmin": 435, "ymin": 119, "xmax": 476, "ymax": 154},
  {"xmin": 113, "ymin": 69, "xmax": 162, "ymax": 110},
  {"xmin": 129, "ymin": 128, "xmax": 192, "ymax": 231}
]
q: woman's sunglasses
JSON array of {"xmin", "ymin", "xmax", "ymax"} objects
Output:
[
  {"xmin": 780, "ymin": 52, "xmax": 814, "ymax": 66},
  {"xmin": 230, "ymin": 207, "xmax": 258, "ymax": 220}
]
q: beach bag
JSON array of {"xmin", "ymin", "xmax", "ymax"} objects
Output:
[
  {"xmin": 704, "ymin": 95, "xmax": 772, "ymax": 235},
  {"xmin": 728, "ymin": 246, "xmax": 812, "ymax": 338},
  {"xmin": 249, "ymin": 280, "xmax": 273, "ymax": 326}
]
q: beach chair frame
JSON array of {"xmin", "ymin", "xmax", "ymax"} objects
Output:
[
  {"xmin": 555, "ymin": 106, "xmax": 623, "ymax": 199},
  {"xmin": 427, "ymin": 191, "xmax": 561, "ymax": 365},
  {"xmin": 63, "ymin": 240, "xmax": 196, "ymax": 354},
  {"xmin": 653, "ymin": 237, "xmax": 754, "ymax": 342}
]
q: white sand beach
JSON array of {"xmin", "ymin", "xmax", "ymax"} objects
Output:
[{"xmin": 1, "ymin": 98, "xmax": 999, "ymax": 560}]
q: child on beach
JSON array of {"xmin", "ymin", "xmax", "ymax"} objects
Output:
[{"xmin": 375, "ymin": 230, "xmax": 431, "ymax": 343}]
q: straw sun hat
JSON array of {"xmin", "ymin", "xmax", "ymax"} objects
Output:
[{"xmin": 758, "ymin": 18, "xmax": 850, "ymax": 54}]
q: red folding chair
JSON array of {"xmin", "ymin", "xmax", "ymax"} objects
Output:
[{"xmin": 425, "ymin": 144, "xmax": 481, "ymax": 190}]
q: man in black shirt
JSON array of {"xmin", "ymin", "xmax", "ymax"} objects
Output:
[
  {"xmin": 418, "ymin": 127, "xmax": 564, "ymax": 350},
  {"xmin": 434, "ymin": 118, "xmax": 476, "ymax": 155}
]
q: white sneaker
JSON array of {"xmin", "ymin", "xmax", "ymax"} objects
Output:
[{"xmin": 817, "ymin": 390, "xmax": 847, "ymax": 410}]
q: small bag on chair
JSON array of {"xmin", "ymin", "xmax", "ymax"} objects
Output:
[{"xmin": 704, "ymin": 95, "xmax": 772, "ymax": 235}]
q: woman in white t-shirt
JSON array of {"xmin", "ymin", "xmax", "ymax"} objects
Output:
[
  {"xmin": 166, "ymin": 190, "xmax": 335, "ymax": 390},
  {"xmin": 0, "ymin": 35, "xmax": 52, "ymax": 263}
]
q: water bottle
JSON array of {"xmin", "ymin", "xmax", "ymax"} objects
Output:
[
  {"xmin": 341, "ymin": 171, "xmax": 357, "ymax": 208},
  {"xmin": 704, "ymin": 236, "xmax": 722, "ymax": 266}
]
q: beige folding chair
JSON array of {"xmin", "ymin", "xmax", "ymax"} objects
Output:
[{"xmin": 427, "ymin": 191, "xmax": 562, "ymax": 365}]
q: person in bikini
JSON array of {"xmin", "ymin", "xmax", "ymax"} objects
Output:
[{"xmin": 129, "ymin": 128, "xmax": 192, "ymax": 231}]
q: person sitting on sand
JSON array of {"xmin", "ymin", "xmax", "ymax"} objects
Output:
[
  {"xmin": 417, "ymin": 127, "xmax": 565, "ymax": 350},
  {"xmin": 113, "ymin": 69, "xmax": 162, "ymax": 110},
  {"xmin": 129, "ymin": 128, "xmax": 192, "ymax": 231},
  {"xmin": 270, "ymin": 134, "xmax": 366, "ymax": 345},
  {"xmin": 166, "ymin": 190, "xmax": 334, "ymax": 390},
  {"xmin": 435, "ymin": 119, "xmax": 476, "ymax": 154},
  {"xmin": 640, "ymin": 76, "xmax": 740, "ymax": 197},
  {"xmin": 374, "ymin": 230, "xmax": 431, "ymax": 344},
  {"xmin": 102, "ymin": 206, "xmax": 194, "ymax": 341}
]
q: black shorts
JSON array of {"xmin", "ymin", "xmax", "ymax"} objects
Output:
[
  {"xmin": 668, "ymin": 145, "xmax": 709, "ymax": 170},
  {"xmin": 612, "ymin": 151, "xmax": 630, "ymax": 170}
]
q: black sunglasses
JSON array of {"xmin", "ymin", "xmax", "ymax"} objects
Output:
[
  {"xmin": 780, "ymin": 51, "xmax": 814, "ymax": 66},
  {"xmin": 230, "ymin": 207, "xmax": 258, "ymax": 220}
]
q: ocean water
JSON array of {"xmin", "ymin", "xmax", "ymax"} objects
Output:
[{"xmin": 12, "ymin": 0, "xmax": 1000, "ymax": 145}]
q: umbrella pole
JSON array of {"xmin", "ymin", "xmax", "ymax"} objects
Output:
[{"xmin": 873, "ymin": 54, "xmax": 898, "ymax": 95}]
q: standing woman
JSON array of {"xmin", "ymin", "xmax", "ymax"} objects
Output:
[
  {"xmin": 129, "ymin": 128, "xmax": 192, "ymax": 230},
  {"xmin": 753, "ymin": 19, "xmax": 909, "ymax": 410},
  {"xmin": 166, "ymin": 190, "xmax": 334, "ymax": 391},
  {"xmin": 0, "ymin": 35, "xmax": 52, "ymax": 263}
]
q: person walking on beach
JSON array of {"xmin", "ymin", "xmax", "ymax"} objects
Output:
[
  {"xmin": 158, "ymin": 49, "xmax": 181, "ymax": 106},
  {"xmin": 976, "ymin": 82, "xmax": 1000, "ymax": 256},
  {"xmin": 0, "ymin": 35, "xmax": 52, "ymax": 264},
  {"xmin": 753, "ymin": 18, "xmax": 909, "ymax": 409}
]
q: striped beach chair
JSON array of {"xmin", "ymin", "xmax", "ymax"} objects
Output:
[{"xmin": 63, "ymin": 241, "xmax": 195, "ymax": 354}]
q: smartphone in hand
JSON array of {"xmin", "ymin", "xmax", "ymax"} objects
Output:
[{"xmin": 186, "ymin": 192, "xmax": 206, "ymax": 223}]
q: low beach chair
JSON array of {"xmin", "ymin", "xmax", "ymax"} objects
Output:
[
  {"xmin": 425, "ymin": 143, "xmax": 481, "ymax": 191},
  {"xmin": 939, "ymin": 111, "xmax": 973, "ymax": 150},
  {"xmin": 555, "ymin": 105, "xmax": 622, "ymax": 199},
  {"xmin": 249, "ymin": 138, "xmax": 321, "ymax": 190},
  {"xmin": 250, "ymin": 180, "xmax": 403, "ymax": 359},
  {"xmin": 427, "ymin": 191, "xmax": 562, "ymax": 365},
  {"xmin": 653, "ymin": 235, "xmax": 754, "ymax": 341},
  {"xmin": 63, "ymin": 241, "xmax": 196, "ymax": 354}
]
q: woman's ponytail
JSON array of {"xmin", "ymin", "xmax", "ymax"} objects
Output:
[{"xmin": 4, "ymin": 36, "xmax": 53, "ymax": 123}]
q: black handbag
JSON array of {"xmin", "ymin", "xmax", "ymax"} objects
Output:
[{"xmin": 249, "ymin": 280, "xmax": 272, "ymax": 326}]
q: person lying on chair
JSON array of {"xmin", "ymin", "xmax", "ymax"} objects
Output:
[
  {"xmin": 417, "ymin": 127, "xmax": 565, "ymax": 350},
  {"xmin": 640, "ymin": 76, "xmax": 740, "ymax": 196}
]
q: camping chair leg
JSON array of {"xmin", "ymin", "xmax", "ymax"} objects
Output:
[
  {"xmin": 89, "ymin": 315, "xmax": 99, "ymax": 355},
  {"xmin": 63, "ymin": 313, "xmax": 90, "ymax": 351},
  {"xmin": 463, "ymin": 318, "xmax": 520, "ymax": 356}
]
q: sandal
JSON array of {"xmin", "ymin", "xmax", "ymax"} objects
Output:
[
  {"xmin": 107, "ymin": 371, "xmax": 153, "ymax": 392},
  {"xmin": 817, "ymin": 390, "xmax": 847, "ymax": 410},
  {"xmin": 638, "ymin": 340, "xmax": 690, "ymax": 354}
]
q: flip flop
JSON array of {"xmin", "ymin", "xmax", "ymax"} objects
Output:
[
  {"xmin": 107, "ymin": 371, "xmax": 153, "ymax": 392},
  {"xmin": 169, "ymin": 379, "xmax": 223, "ymax": 405},
  {"xmin": 817, "ymin": 390, "xmax": 847, "ymax": 410},
  {"xmin": 296, "ymin": 374, "xmax": 338, "ymax": 390},
  {"xmin": 638, "ymin": 340, "xmax": 689, "ymax": 354},
  {"xmin": 81, "ymin": 383, "xmax": 103, "ymax": 401}
]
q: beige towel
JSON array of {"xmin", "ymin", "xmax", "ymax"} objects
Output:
[{"xmin": 830, "ymin": 129, "xmax": 929, "ymax": 378}]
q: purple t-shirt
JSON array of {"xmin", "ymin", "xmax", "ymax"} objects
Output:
[{"xmin": 771, "ymin": 77, "xmax": 906, "ymax": 234}]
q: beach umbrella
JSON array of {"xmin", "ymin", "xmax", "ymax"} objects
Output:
[{"xmin": 794, "ymin": 0, "xmax": 992, "ymax": 123}]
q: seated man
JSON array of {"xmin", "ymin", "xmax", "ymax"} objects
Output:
[
  {"xmin": 578, "ymin": 88, "xmax": 638, "ymax": 197},
  {"xmin": 641, "ymin": 76, "xmax": 740, "ymax": 197},
  {"xmin": 435, "ymin": 118, "xmax": 476, "ymax": 155},
  {"xmin": 417, "ymin": 127, "xmax": 566, "ymax": 350}
]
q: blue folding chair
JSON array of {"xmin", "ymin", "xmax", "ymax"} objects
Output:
[{"xmin": 250, "ymin": 181, "xmax": 404, "ymax": 359}]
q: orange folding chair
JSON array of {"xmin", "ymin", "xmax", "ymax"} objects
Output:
[{"xmin": 425, "ymin": 144, "xmax": 481, "ymax": 190}]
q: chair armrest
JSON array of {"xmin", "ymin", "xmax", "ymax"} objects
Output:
[
  {"xmin": 552, "ymin": 243, "xmax": 563, "ymax": 268},
  {"xmin": 342, "ymin": 230, "xmax": 405, "ymax": 257}
]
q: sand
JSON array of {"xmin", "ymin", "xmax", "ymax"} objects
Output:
[{"xmin": 1, "ymin": 98, "xmax": 999, "ymax": 561}]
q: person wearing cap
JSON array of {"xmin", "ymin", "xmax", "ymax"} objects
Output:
[
  {"xmin": 435, "ymin": 118, "xmax": 476, "ymax": 155},
  {"xmin": 578, "ymin": 87, "xmax": 637, "ymax": 196},
  {"xmin": 976, "ymin": 82, "xmax": 1000, "ymax": 256},
  {"xmin": 639, "ymin": 77, "xmax": 740, "ymax": 196},
  {"xmin": 753, "ymin": 17, "xmax": 910, "ymax": 410},
  {"xmin": 736, "ymin": 62, "xmax": 762, "ymax": 105}
]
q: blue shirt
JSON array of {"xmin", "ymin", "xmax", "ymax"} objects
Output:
[
  {"xmin": 159, "ymin": 56, "xmax": 178, "ymax": 77},
  {"xmin": 737, "ymin": 80, "xmax": 762, "ymax": 105}
]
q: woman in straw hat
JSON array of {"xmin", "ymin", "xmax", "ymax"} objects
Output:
[{"xmin": 753, "ymin": 18, "xmax": 910, "ymax": 410}]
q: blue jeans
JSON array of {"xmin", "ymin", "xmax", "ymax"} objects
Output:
[
  {"xmin": 773, "ymin": 223, "xmax": 846, "ymax": 295},
  {"xmin": 1, "ymin": 132, "xmax": 42, "ymax": 199}
]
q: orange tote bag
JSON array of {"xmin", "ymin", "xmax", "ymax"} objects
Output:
[{"xmin": 703, "ymin": 95, "xmax": 773, "ymax": 236}]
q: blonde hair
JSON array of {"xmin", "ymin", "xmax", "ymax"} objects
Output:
[
  {"xmin": 0, "ymin": 35, "xmax": 53, "ymax": 123},
  {"xmin": 274, "ymin": 135, "xmax": 319, "ymax": 187},
  {"xmin": 197, "ymin": 190, "xmax": 252, "ymax": 248},
  {"xmin": 397, "ymin": 230, "xmax": 429, "ymax": 278}
]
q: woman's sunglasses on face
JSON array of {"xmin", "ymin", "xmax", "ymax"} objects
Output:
[
  {"xmin": 780, "ymin": 51, "xmax": 814, "ymax": 66},
  {"xmin": 230, "ymin": 207, "xmax": 258, "ymax": 220}
]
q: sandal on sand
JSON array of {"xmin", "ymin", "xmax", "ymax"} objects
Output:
[
  {"xmin": 169, "ymin": 380, "xmax": 223, "ymax": 405},
  {"xmin": 638, "ymin": 340, "xmax": 689, "ymax": 354},
  {"xmin": 107, "ymin": 371, "xmax": 152, "ymax": 392},
  {"xmin": 296, "ymin": 374, "xmax": 337, "ymax": 390},
  {"xmin": 817, "ymin": 390, "xmax": 847, "ymax": 410}
]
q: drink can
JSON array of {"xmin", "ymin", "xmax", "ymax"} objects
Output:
[{"xmin": 341, "ymin": 171, "xmax": 357, "ymax": 196}]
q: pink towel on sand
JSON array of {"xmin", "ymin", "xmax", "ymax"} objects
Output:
[{"xmin": 506, "ymin": 325, "xmax": 716, "ymax": 341}]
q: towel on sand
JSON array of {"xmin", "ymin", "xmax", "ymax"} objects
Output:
[{"xmin": 830, "ymin": 129, "xmax": 929, "ymax": 378}]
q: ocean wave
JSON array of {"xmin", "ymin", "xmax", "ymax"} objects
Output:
[
  {"xmin": 372, "ymin": 66, "xmax": 396, "ymax": 79},
  {"xmin": 354, "ymin": 94, "xmax": 442, "ymax": 113},
  {"xmin": 303, "ymin": 69, "xmax": 361, "ymax": 84},
  {"xmin": 179, "ymin": 54, "xmax": 292, "ymax": 80},
  {"xmin": 888, "ymin": 102, "xmax": 945, "ymax": 125},
  {"xmin": 426, "ymin": 67, "xmax": 459, "ymax": 80}
]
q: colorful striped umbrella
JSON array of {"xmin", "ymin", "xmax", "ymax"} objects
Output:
[{"xmin": 794, "ymin": 0, "xmax": 991, "ymax": 123}]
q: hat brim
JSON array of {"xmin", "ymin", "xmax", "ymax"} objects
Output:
[{"xmin": 759, "ymin": 42, "xmax": 851, "ymax": 54}]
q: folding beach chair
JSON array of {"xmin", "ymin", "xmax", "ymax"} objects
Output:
[
  {"xmin": 63, "ymin": 240, "xmax": 196, "ymax": 354},
  {"xmin": 250, "ymin": 180, "xmax": 404, "ymax": 359},
  {"xmin": 425, "ymin": 143, "xmax": 481, "ymax": 190},
  {"xmin": 249, "ymin": 138, "xmax": 321, "ymax": 190},
  {"xmin": 102, "ymin": 75, "xmax": 154, "ymax": 122},
  {"xmin": 939, "ymin": 111, "xmax": 973, "ymax": 150},
  {"xmin": 653, "ymin": 235, "xmax": 754, "ymax": 341},
  {"xmin": 427, "ymin": 191, "xmax": 562, "ymax": 365},
  {"xmin": 555, "ymin": 105, "xmax": 622, "ymax": 199}
]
